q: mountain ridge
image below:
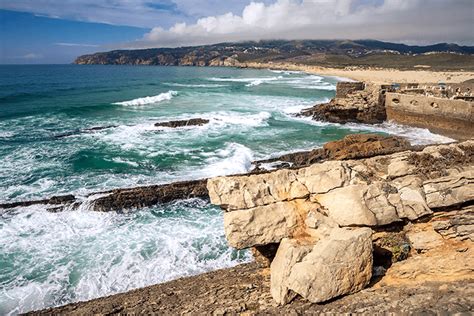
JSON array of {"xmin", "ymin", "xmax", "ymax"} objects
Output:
[{"xmin": 74, "ymin": 40, "xmax": 474, "ymax": 70}]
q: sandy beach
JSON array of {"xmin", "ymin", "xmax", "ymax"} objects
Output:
[{"xmin": 242, "ymin": 62, "xmax": 474, "ymax": 84}]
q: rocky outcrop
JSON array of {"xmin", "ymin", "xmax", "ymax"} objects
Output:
[
  {"xmin": 54, "ymin": 125, "xmax": 117, "ymax": 139},
  {"xmin": 207, "ymin": 140, "xmax": 474, "ymax": 304},
  {"xmin": 0, "ymin": 180, "xmax": 209, "ymax": 212},
  {"xmin": 253, "ymin": 134, "xmax": 411, "ymax": 170},
  {"xmin": 300, "ymin": 84, "xmax": 386, "ymax": 124},
  {"xmin": 155, "ymin": 118, "xmax": 209, "ymax": 128},
  {"xmin": 91, "ymin": 179, "xmax": 209, "ymax": 212}
]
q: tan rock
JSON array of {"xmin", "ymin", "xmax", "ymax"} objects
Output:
[
  {"xmin": 315, "ymin": 185, "xmax": 377, "ymax": 226},
  {"xmin": 270, "ymin": 238, "xmax": 314, "ymax": 305},
  {"xmin": 223, "ymin": 200, "xmax": 311, "ymax": 249},
  {"xmin": 423, "ymin": 170, "xmax": 474, "ymax": 209},
  {"xmin": 296, "ymin": 161, "xmax": 348, "ymax": 194},
  {"xmin": 287, "ymin": 228, "xmax": 373, "ymax": 303},
  {"xmin": 207, "ymin": 169, "xmax": 309, "ymax": 211},
  {"xmin": 407, "ymin": 230, "xmax": 444, "ymax": 252},
  {"xmin": 364, "ymin": 182, "xmax": 402, "ymax": 225}
]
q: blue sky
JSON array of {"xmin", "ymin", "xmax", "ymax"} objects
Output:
[
  {"xmin": 0, "ymin": 10, "xmax": 147, "ymax": 64},
  {"xmin": 1, "ymin": 0, "xmax": 472, "ymax": 64}
]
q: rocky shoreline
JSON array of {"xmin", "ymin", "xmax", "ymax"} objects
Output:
[
  {"xmin": 29, "ymin": 138, "xmax": 474, "ymax": 314},
  {"xmin": 4, "ymin": 72, "xmax": 473, "ymax": 314}
]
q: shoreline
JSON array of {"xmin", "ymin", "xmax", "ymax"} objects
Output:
[
  {"xmin": 5, "ymin": 64, "xmax": 473, "ymax": 314},
  {"xmin": 234, "ymin": 61, "xmax": 474, "ymax": 84}
]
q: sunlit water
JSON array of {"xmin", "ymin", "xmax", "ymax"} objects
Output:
[{"xmin": 0, "ymin": 65, "xmax": 453, "ymax": 314}]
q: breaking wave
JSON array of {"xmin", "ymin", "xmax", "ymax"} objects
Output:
[{"xmin": 113, "ymin": 91, "xmax": 177, "ymax": 106}]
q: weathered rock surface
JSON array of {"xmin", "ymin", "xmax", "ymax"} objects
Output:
[
  {"xmin": 253, "ymin": 134, "xmax": 411, "ymax": 170},
  {"xmin": 432, "ymin": 206, "xmax": 474, "ymax": 242},
  {"xmin": 208, "ymin": 140, "xmax": 474, "ymax": 305},
  {"xmin": 300, "ymin": 84, "xmax": 386, "ymax": 124},
  {"xmin": 92, "ymin": 179, "xmax": 209, "ymax": 212},
  {"xmin": 155, "ymin": 118, "xmax": 209, "ymax": 128},
  {"xmin": 286, "ymin": 228, "xmax": 373, "ymax": 304}
]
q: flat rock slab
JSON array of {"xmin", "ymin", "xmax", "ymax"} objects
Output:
[{"xmin": 155, "ymin": 118, "xmax": 209, "ymax": 128}]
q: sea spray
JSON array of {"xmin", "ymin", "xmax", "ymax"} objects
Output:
[
  {"xmin": 113, "ymin": 91, "xmax": 178, "ymax": 106},
  {"xmin": 0, "ymin": 199, "xmax": 250, "ymax": 314}
]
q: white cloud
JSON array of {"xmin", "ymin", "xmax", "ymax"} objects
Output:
[
  {"xmin": 0, "ymin": 0, "xmax": 266, "ymax": 29},
  {"xmin": 21, "ymin": 53, "xmax": 43, "ymax": 59},
  {"xmin": 124, "ymin": 0, "xmax": 473, "ymax": 48},
  {"xmin": 55, "ymin": 42, "xmax": 99, "ymax": 47}
]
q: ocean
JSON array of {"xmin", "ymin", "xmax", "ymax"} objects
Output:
[{"xmin": 0, "ymin": 65, "xmax": 452, "ymax": 314}]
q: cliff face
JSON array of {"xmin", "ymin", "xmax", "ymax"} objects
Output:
[
  {"xmin": 207, "ymin": 137, "xmax": 474, "ymax": 305},
  {"xmin": 74, "ymin": 40, "xmax": 474, "ymax": 70}
]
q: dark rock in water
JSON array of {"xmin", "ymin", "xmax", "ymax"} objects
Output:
[
  {"xmin": 323, "ymin": 134, "xmax": 412, "ymax": 160},
  {"xmin": 84, "ymin": 125, "xmax": 117, "ymax": 132},
  {"xmin": 55, "ymin": 125, "xmax": 117, "ymax": 139},
  {"xmin": 91, "ymin": 179, "xmax": 209, "ymax": 212},
  {"xmin": 155, "ymin": 118, "xmax": 209, "ymax": 128},
  {"xmin": 0, "ymin": 194, "xmax": 76, "ymax": 209}
]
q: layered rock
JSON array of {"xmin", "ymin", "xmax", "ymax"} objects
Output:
[
  {"xmin": 253, "ymin": 134, "xmax": 411, "ymax": 170},
  {"xmin": 300, "ymin": 83, "xmax": 386, "ymax": 124},
  {"xmin": 207, "ymin": 140, "xmax": 474, "ymax": 304}
]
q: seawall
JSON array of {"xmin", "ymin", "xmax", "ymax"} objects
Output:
[{"xmin": 385, "ymin": 92, "xmax": 473, "ymax": 140}]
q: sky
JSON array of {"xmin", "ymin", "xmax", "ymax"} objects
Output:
[{"xmin": 0, "ymin": 0, "xmax": 473, "ymax": 64}]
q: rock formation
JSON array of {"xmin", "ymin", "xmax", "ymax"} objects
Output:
[
  {"xmin": 253, "ymin": 134, "xmax": 411, "ymax": 170},
  {"xmin": 300, "ymin": 83, "xmax": 387, "ymax": 124},
  {"xmin": 155, "ymin": 118, "xmax": 209, "ymax": 128},
  {"xmin": 207, "ymin": 140, "xmax": 474, "ymax": 304}
]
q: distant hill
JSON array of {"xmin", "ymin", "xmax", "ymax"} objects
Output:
[{"xmin": 74, "ymin": 40, "xmax": 474, "ymax": 70}]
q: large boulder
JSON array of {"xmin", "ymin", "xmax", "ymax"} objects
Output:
[{"xmin": 285, "ymin": 228, "xmax": 373, "ymax": 303}]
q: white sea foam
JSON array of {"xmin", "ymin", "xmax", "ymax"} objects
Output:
[
  {"xmin": 113, "ymin": 91, "xmax": 177, "ymax": 106},
  {"xmin": 163, "ymin": 83, "xmax": 228, "ymax": 88},
  {"xmin": 345, "ymin": 121, "xmax": 455, "ymax": 145},
  {"xmin": 199, "ymin": 143, "xmax": 254, "ymax": 177},
  {"xmin": 0, "ymin": 200, "xmax": 250, "ymax": 314},
  {"xmin": 209, "ymin": 76, "xmax": 283, "ymax": 86},
  {"xmin": 269, "ymin": 69, "xmax": 304, "ymax": 74}
]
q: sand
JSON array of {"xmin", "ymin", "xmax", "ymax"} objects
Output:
[{"xmin": 242, "ymin": 62, "xmax": 474, "ymax": 84}]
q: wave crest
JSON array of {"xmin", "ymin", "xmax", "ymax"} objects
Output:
[{"xmin": 113, "ymin": 91, "xmax": 177, "ymax": 106}]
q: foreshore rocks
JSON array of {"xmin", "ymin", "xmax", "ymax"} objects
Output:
[
  {"xmin": 155, "ymin": 118, "xmax": 209, "ymax": 128},
  {"xmin": 253, "ymin": 134, "xmax": 411, "ymax": 170},
  {"xmin": 1, "ymin": 134, "xmax": 413, "ymax": 213},
  {"xmin": 300, "ymin": 82, "xmax": 387, "ymax": 124},
  {"xmin": 207, "ymin": 140, "xmax": 474, "ymax": 304}
]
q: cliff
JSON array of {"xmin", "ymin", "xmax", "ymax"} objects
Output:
[
  {"xmin": 74, "ymin": 40, "xmax": 474, "ymax": 71},
  {"xmin": 208, "ymin": 138, "xmax": 473, "ymax": 305}
]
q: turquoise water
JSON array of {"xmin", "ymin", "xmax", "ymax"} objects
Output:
[{"xmin": 0, "ymin": 65, "xmax": 452, "ymax": 314}]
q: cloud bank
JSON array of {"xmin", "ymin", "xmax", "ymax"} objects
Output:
[{"xmin": 126, "ymin": 0, "xmax": 473, "ymax": 48}]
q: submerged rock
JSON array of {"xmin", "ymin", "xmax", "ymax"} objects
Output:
[{"xmin": 155, "ymin": 118, "xmax": 209, "ymax": 128}]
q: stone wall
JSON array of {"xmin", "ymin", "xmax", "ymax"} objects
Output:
[
  {"xmin": 385, "ymin": 92, "xmax": 473, "ymax": 140},
  {"xmin": 335, "ymin": 82, "xmax": 365, "ymax": 98},
  {"xmin": 207, "ymin": 140, "xmax": 474, "ymax": 305}
]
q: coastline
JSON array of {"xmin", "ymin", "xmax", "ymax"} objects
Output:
[
  {"xmin": 235, "ymin": 61, "xmax": 474, "ymax": 84},
  {"xmin": 4, "ymin": 63, "xmax": 473, "ymax": 314}
]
